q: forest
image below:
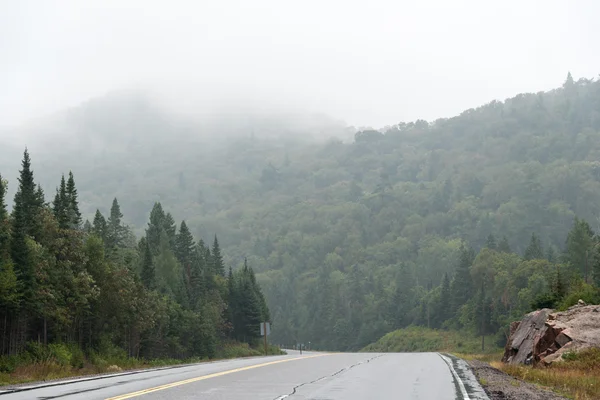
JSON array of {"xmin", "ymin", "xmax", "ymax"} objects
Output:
[
  {"xmin": 2, "ymin": 73, "xmax": 600, "ymax": 354},
  {"xmin": 0, "ymin": 151, "xmax": 270, "ymax": 369}
]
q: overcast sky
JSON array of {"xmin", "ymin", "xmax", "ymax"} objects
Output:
[{"xmin": 1, "ymin": 0, "xmax": 599, "ymax": 129}]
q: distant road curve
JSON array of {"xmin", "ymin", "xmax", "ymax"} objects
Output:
[{"xmin": 0, "ymin": 351, "xmax": 489, "ymax": 399}]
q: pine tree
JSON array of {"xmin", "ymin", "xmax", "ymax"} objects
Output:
[
  {"xmin": 439, "ymin": 272, "xmax": 451, "ymax": 319},
  {"xmin": 498, "ymin": 236, "xmax": 511, "ymax": 253},
  {"xmin": 140, "ymin": 237, "xmax": 155, "ymax": 289},
  {"xmin": 524, "ymin": 233, "xmax": 544, "ymax": 260},
  {"xmin": 176, "ymin": 221, "xmax": 196, "ymax": 299},
  {"xmin": 106, "ymin": 198, "xmax": 124, "ymax": 248},
  {"xmin": 566, "ymin": 217, "xmax": 594, "ymax": 279},
  {"xmin": 449, "ymin": 244, "xmax": 475, "ymax": 315},
  {"xmin": 163, "ymin": 212, "xmax": 177, "ymax": 249},
  {"xmin": 53, "ymin": 174, "xmax": 69, "ymax": 229},
  {"xmin": 0, "ymin": 174, "xmax": 19, "ymax": 315},
  {"xmin": 92, "ymin": 209, "xmax": 107, "ymax": 240},
  {"xmin": 485, "ymin": 234, "xmax": 497, "ymax": 250},
  {"xmin": 0, "ymin": 174, "xmax": 8, "ymax": 252},
  {"xmin": 212, "ymin": 235, "xmax": 225, "ymax": 276},
  {"xmin": 66, "ymin": 171, "xmax": 82, "ymax": 229},
  {"xmin": 146, "ymin": 202, "xmax": 165, "ymax": 253},
  {"xmin": 11, "ymin": 150, "xmax": 40, "ymax": 302}
]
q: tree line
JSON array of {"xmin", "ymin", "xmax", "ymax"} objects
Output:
[{"xmin": 0, "ymin": 150, "xmax": 270, "ymax": 360}]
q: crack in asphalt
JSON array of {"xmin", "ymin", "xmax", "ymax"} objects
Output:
[{"xmin": 272, "ymin": 354, "xmax": 385, "ymax": 400}]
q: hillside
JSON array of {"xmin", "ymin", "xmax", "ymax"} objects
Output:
[{"xmin": 2, "ymin": 74, "xmax": 600, "ymax": 350}]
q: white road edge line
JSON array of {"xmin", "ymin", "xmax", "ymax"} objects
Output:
[{"xmin": 439, "ymin": 353, "xmax": 470, "ymax": 400}]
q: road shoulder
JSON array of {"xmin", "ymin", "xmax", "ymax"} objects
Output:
[{"xmin": 468, "ymin": 360, "xmax": 568, "ymax": 400}]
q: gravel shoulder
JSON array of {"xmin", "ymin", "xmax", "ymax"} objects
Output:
[{"xmin": 468, "ymin": 360, "xmax": 568, "ymax": 400}]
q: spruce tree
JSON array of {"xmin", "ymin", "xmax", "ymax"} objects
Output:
[
  {"xmin": 106, "ymin": 198, "xmax": 124, "ymax": 248},
  {"xmin": 146, "ymin": 202, "xmax": 165, "ymax": 253},
  {"xmin": 212, "ymin": 235, "xmax": 225, "ymax": 276},
  {"xmin": 0, "ymin": 176, "xmax": 18, "ymax": 312},
  {"xmin": 163, "ymin": 212, "xmax": 177, "ymax": 249},
  {"xmin": 140, "ymin": 237, "xmax": 155, "ymax": 289},
  {"xmin": 53, "ymin": 174, "xmax": 69, "ymax": 229},
  {"xmin": 66, "ymin": 171, "xmax": 82, "ymax": 229},
  {"xmin": 498, "ymin": 236, "xmax": 511, "ymax": 253},
  {"xmin": 11, "ymin": 149, "xmax": 40, "ymax": 301},
  {"xmin": 0, "ymin": 175, "xmax": 8, "ymax": 252},
  {"xmin": 449, "ymin": 244, "xmax": 475, "ymax": 315},
  {"xmin": 524, "ymin": 233, "xmax": 544, "ymax": 260},
  {"xmin": 176, "ymin": 221, "xmax": 195, "ymax": 264},
  {"xmin": 92, "ymin": 209, "xmax": 107, "ymax": 240},
  {"xmin": 439, "ymin": 272, "xmax": 451, "ymax": 319},
  {"xmin": 566, "ymin": 217, "xmax": 594, "ymax": 278}
]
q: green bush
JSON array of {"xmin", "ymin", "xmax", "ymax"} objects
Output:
[
  {"xmin": 69, "ymin": 345, "xmax": 85, "ymax": 369},
  {"xmin": 557, "ymin": 282, "xmax": 600, "ymax": 311},
  {"xmin": 47, "ymin": 343, "xmax": 73, "ymax": 366}
]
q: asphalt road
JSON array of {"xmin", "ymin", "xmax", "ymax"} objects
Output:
[{"xmin": 0, "ymin": 351, "xmax": 489, "ymax": 400}]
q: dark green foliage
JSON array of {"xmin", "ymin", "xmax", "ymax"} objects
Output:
[
  {"xmin": 0, "ymin": 150, "xmax": 269, "ymax": 362},
  {"xmin": 92, "ymin": 210, "xmax": 107, "ymax": 240},
  {"xmin": 565, "ymin": 217, "xmax": 594, "ymax": 279},
  {"xmin": 524, "ymin": 233, "xmax": 544, "ymax": 260},
  {"xmin": 140, "ymin": 238, "xmax": 155, "ymax": 289},
  {"xmin": 212, "ymin": 235, "xmax": 225, "ymax": 276},
  {"xmin": 450, "ymin": 244, "xmax": 475, "ymax": 314},
  {"xmin": 106, "ymin": 198, "xmax": 125, "ymax": 249},
  {"xmin": 66, "ymin": 171, "xmax": 82, "ymax": 229}
]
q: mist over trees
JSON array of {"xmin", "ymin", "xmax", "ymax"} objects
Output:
[
  {"xmin": 2, "ymin": 74, "xmax": 600, "ymax": 351},
  {"xmin": 0, "ymin": 150, "xmax": 269, "ymax": 359}
]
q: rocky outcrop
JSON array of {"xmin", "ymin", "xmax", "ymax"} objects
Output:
[{"xmin": 503, "ymin": 301, "xmax": 600, "ymax": 365}]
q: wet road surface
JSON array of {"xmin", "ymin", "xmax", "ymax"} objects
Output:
[{"xmin": 0, "ymin": 351, "xmax": 489, "ymax": 399}]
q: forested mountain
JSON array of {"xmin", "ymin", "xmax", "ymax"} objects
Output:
[
  {"xmin": 2, "ymin": 73, "xmax": 600, "ymax": 352},
  {"xmin": 0, "ymin": 151, "xmax": 270, "ymax": 360}
]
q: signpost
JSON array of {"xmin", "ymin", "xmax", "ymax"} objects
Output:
[{"xmin": 260, "ymin": 322, "xmax": 271, "ymax": 355}]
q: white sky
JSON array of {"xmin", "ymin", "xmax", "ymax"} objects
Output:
[{"xmin": 1, "ymin": 0, "xmax": 599, "ymax": 129}]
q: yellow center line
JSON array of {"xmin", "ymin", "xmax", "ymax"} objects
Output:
[{"xmin": 106, "ymin": 353, "xmax": 331, "ymax": 400}]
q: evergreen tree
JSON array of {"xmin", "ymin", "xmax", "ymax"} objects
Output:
[
  {"xmin": 146, "ymin": 202, "xmax": 166, "ymax": 253},
  {"xmin": 498, "ymin": 236, "xmax": 511, "ymax": 253},
  {"xmin": 176, "ymin": 221, "xmax": 196, "ymax": 297},
  {"xmin": 439, "ymin": 272, "xmax": 451, "ymax": 319},
  {"xmin": 140, "ymin": 238, "xmax": 155, "ymax": 290},
  {"xmin": 106, "ymin": 198, "xmax": 124, "ymax": 249},
  {"xmin": 212, "ymin": 235, "xmax": 225, "ymax": 276},
  {"xmin": 66, "ymin": 171, "xmax": 82, "ymax": 229},
  {"xmin": 566, "ymin": 217, "xmax": 594, "ymax": 279},
  {"xmin": 53, "ymin": 174, "xmax": 69, "ymax": 229},
  {"xmin": 524, "ymin": 233, "xmax": 544, "ymax": 260},
  {"xmin": 0, "ymin": 175, "xmax": 8, "ymax": 252},
  {"xmin": 163, "ymin": 212, "xmax": 177, "ymax": 249},
  {"xmin": 485, "ymin": 234, "xmax": 497, "ymax": 250},
  {"xmin": 11, "ymin": 150, "xmax": 40, "ymax": 302},
  {"xmin": 92, "ymin": 209, "xmax": 107, "ymax": 240},
  {"xmin": 449, "ymin": 244, "xmax": 475, "ymax": 315}
]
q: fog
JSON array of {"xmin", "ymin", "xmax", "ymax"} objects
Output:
[{"xmin": 1, "ymin": 0, "xmax": 599, "ymax": 131}]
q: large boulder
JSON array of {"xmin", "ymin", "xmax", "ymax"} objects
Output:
[{"xmin": 503, "ymin": 301, "xmax": 600, "ymax": 365}]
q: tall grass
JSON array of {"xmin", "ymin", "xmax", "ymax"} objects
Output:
[
  {"xmin": 0, "ymin": 340, "xmax": 284, "ymax": 386},
  {"xmin": 494, "ymin": 348, "xmax": 600, "ymax": 400}
]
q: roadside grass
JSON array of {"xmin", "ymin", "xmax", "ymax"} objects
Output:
[
  {"xmin": 362, "ymin": 326, "xmax": 501, "ymax": 354},
  {"xmin": 0, "ymin": 342, "xmax": 285, "ymax": 386},
  {"xmin": 490, "ymin": 348, "xmax": 600, "ymax": 400}
]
